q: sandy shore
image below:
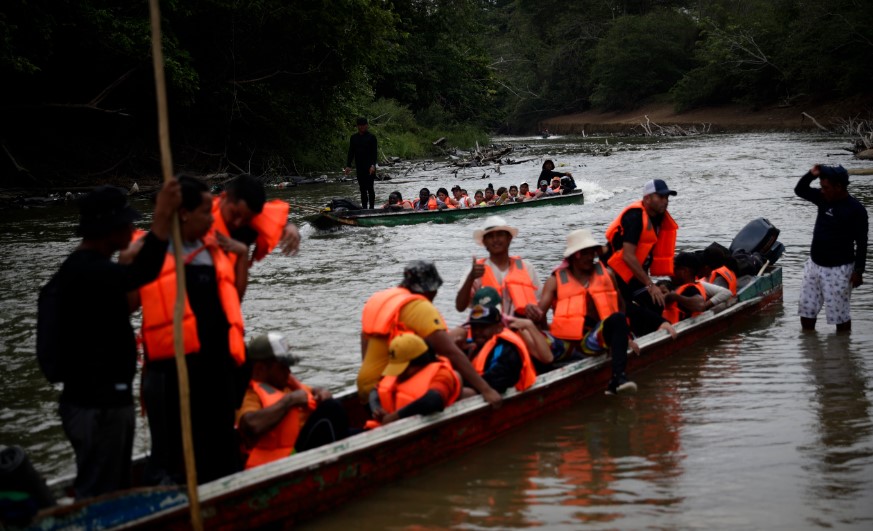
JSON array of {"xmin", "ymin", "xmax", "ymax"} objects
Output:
[{"xmin": 539, "ymin": 99, "xmax": 872, "ymax": 135}]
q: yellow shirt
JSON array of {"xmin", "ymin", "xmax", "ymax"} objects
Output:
[{"xmin": 356, "ymin": 299, "xmax": 447, "ymax": 401}]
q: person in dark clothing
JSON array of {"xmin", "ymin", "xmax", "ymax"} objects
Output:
[
  {"xmin": 795, "ymin": 164, "xmax": 868, "ymax": 331},
  {"xmin": 53, "ymin": 180, "xmax": 180, "ymax": 499},
  {"xmin": 538, "ymin": 159, "xmax": 576, "ymax": 191},
  {"xmin": 131, "ymin": 177, "xmax": 251, "ymax": 486},
  {"xmin": 344, "ymin": 117, "xmax": 378, "ymax": 209}
]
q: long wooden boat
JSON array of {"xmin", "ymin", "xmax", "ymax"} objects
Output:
[
  {"xmin": 307, "ymin": 190, "xmax": 584, "ymax": 229},
  {"xmin": 23, "ymin": 267, "xmax": 782, "ymax": 530}
]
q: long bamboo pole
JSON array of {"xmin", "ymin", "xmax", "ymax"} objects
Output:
[{"xmin": 148, "ymin": 1, "xmax": 203, "ymax": 529}]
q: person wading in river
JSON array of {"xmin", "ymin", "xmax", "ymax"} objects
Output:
[
  {"xmin": 603, "ymin": 179, "xmax": 679, "ymax": 335},
  {"xmin": 795, "ymin": 164, "xmax": 868, "ymax": 332},
  {"xmin": 358, "ymin": 261, "xmax": 502, "ymax": 408},
  {"xmin": 50, "ymin": 180, "xmax": 180, "ymax": 499}
]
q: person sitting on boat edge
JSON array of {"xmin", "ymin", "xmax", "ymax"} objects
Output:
[
  {"xmin": 382, "ymin": 191, "xmax": 414, "ymax": 211},
  {"xmin": 603, "ymin": 179, "xmax": 679, "ymax": 335},
  {"xmin": 236, "ymin": 334, "xmax": 348, "ymax": 469},
  {"xmin": 358, "ymin": 260, "xmax": 502, "ymax": 408},
  {"xmin": 537, "ymin": 229, "xmax": 642, "ymax": 395},
  {"xmin": 661, "ymin": 252, "xmax": 731, "ymax": 324},
  {"xmin": 437, "ymin": 187, "xmax": 458, "ymax": 209},
  {"xmin": 795, "ymin": 164, "xmax": 868, "ymax": 332},
  {"xmin": 539, "ymin": 159, "xmax": 574, "ymax": 189},
  {"xmin": 367, "ymin": 334, "xmax": 462, "ymax": 427},
  {"xmin": 462, "ymin": 287, "xmax": 537, "ymax": 396},
  {"xmin": 45, "ymin": 180, "xmax": 180, "ymax": 500},
  {"xmin": 456, "ymin": 215, "xmax": 544, "ymax": 323},
  {"xmin": 213, "ymin": 174, "xmax": 301, "ymax": 265},
  {"xmin": 413, "ymin": 188, "xmax": 439, "ymax": 210}
]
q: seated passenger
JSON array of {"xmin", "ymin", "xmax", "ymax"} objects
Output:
[
  {"xmin": 436, "ymin": 187, "xmax": 457, "ymax": 209},
  {"xmin": 519, "ymin": 182, "xmax": 535, "ymax": 200},
  {"xmin": 368, "ymin": 334, "xmax": 461, "ymax": 426},
  {"xmin": 236, "ymin": 334, "xmax": 348, "ymax": 469},
  {"xmin": 538, "ymin": 229, "xmax": 646, "ymax": 395},
  {"xmin": 533, "ymin": 180, "xmax": 550, "ymax": 199},
  {"xmin": 464, "ymin": 287, "xmax": 537, "ymax": 395},
  {"xmin": 507, "ymin": 185, "xmax": 521, "ymax": 203},
  {"xmin": 452, "ymin": 185, "xmax": 474, "ymax": 208},
  {"xmin": 473, "ymin": 190, "xmax": 486, "ymax": 206},
  {"xmin": 483, "ymin": 185, "xmax": 496, "ymax": 205},
  {"xmin": 382, "ymin": 191, "xmax": 413, "ymax": 210},
  {"xmin": 662, "ymin": 252, "xmax": 713, "ymax": 323},
  {"xmin": 413, "ymin": 188, "xmax": 438, "ymax": 210},
  {"xmin": 548, "ymin": 176, "xmax": 564, "ymax": 195},
  {"xmin": 700, "ymin": 246, "xmax": 738, "ymax": 295}
]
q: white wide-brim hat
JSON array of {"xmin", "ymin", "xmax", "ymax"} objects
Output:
[
  {"xmin": 473, "ymin": 215, "xmax": 519, "ymax": 246},
  {"xmin": 563, "ymin": 228, "xmax": 602, "ymax": 257}
]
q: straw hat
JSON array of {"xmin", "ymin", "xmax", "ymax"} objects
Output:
[
  {"xmin": 473, "ymin": 215, "xmax": 519, "ymax": 246},
  {"xmin": 563, "ymin": 229, "xmax": 602, "ymax": 257}
]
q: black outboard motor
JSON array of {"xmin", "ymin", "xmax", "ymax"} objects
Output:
[
  {"xmin": 730, "ymin": 218, "xmax": 784, "ymax": 266},
  {"xmin": 0, "ymin": 446, "xmax": 55, "ymax": 526}
]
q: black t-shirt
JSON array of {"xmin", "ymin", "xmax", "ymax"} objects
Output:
[
  {"xmin": 607, "ymin": 208, "xmax": 664, "ymax": 270},
  {"xmin": 795, "ymin": 172, "xmax": 868, "ymax": 271},
  {"xmin": 346, "ymin": 131, "xmax": 378, "ymax": 171},
  {"xmin": 477, "ymin": 337, "xmax": 522, "ymax": 394},
  {"xmin": 58, "ymin": 232, "xmax": 168, "ymax": 407}
]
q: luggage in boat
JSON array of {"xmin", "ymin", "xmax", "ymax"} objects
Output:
[
  {"xmin": 730, "ymin": 218, "xmax": 783, "ymax": 265},
  {"xmin": 329, "ymin": 198, "xmax": 363, "ymax": 212}
]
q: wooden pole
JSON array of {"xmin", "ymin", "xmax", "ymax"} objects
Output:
[
  {"xmin": 148, "ymin": 1, "xmax": 203, "ymax": 530},
  {"xmin": 848, "ymin": 168, "xmax": 873, "ymax": 176}
]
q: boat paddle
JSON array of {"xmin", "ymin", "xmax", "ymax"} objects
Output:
[{"xmin": 148, "ymin": 1, "xmax": 202, "ymax": 529}]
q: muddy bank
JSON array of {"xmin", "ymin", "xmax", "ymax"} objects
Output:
[{"xmin": 539, "ymin": 100, "xmax": 873, "ymax": 135}]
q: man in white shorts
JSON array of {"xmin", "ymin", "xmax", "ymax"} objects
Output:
[{"xmin": 795, "ymin": 164, "xmax": 868, "ymax": 331}]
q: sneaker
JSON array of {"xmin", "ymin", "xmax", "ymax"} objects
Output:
[{"xmin": 605, "ymin": 376, "xmax": 638, "ymax": 396}]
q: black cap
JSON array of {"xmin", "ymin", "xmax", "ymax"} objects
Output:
[
  {"xmin": 77, "ymin": 186, "xmax": 141, "ymax": 237},
  {"xmin": 819, "ymin": 165, "xmax": 849, "ymax": 186}
]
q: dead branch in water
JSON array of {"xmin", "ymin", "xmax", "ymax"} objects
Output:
[{"xmin": 801, "ymin": 112, "xmax": 829, "ymax": 132}]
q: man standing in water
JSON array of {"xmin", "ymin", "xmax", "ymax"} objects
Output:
[
  {"xmin": 795, "ymin": 164, "xmax": 868, "ymax": 332},
  {"xmin": 49, "ymin": 181, "xmax": 180, "ymax": 499},
  {"xmin": 344, "ymin": 117, "xmax": 378, "ymax": 210}
]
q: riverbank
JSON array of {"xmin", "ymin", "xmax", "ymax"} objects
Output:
[{"xmin": 539, "ymin": 99, "xmax": 873, "ymax": 135}]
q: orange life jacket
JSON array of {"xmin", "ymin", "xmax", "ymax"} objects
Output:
[
  {"xmin": 662, "ymin": 282, "xmax": 707, "ymax": 324},
  {"xmin": 478, "ymin": 257, "xmax": 539, "ymax": 316},
  {"xmin": 550, "ymin": 263, "xmax": 620, "ymax": 340},
  {"xmin": 708, "ymin": 266, "xmax": 737, "ymax": 296},
  {"xmin": 361, "ymin": 287, "xmax": 428, "ymax": 341},
  {"xmin": 471, "ymin": 328, "xmax": 537, "ymax": 392},
  {"xmin": 413, "ymin": 197, "xmax": 438, "ymax": 210},
  {"xmin": 441, "ymin": 198, "xmax": 457, "ymax": 209},
  {"xmin": 244, "ymin": 377, "xmax": 316, "ymax": 469},
  {"xmin": 377, "ymin": 357, "xmax": 460, "ymax": 414},
  {"xmin": 138, "ymin": 231, "xmax": 246, "ymax": 366},
  {"xmin": 211, "ymin": 196, "xmax": 289, "ymax": 263},
  {"xmin": 605, "ymin": 201, "xmax": 678, "ymax": 282}
]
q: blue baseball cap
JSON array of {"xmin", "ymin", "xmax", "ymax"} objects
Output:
[{"xmin": 643, "ymin": 179, "xmax": 677, "ymax": 197}]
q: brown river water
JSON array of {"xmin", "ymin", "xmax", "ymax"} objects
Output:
[{"xmin": 1, "ymin": 133, "xmax": 871, "ymax": 529}]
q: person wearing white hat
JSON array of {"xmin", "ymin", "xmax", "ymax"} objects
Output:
[
  {"xmin": 456, "ymin": 216, "xmax": 543, "ymax": 323},
  {"xmin": 538, "ymin": 229, "xmax": 640, "ymax": 395},
  {"xmin": 237, "ymin": 333, "xmax": 348, "ymax": 469}
]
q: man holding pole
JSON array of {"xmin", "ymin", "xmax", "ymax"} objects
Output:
[{"xmin": 46, "ymin": 181, "xmax": 179, "ymax": 499}]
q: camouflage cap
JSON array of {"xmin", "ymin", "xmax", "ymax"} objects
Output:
[{"xmin": 401, "ymin": 260, "xmax": 443, "ymax": 293}]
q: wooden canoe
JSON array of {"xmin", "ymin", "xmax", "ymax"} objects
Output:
[
  {"xmin": 26, "ymin": 267, "xmax": 782, "ymax": 530},
  {"xmin": 307, "ymin": 190, "xmax": 584, "ymax": 230}
]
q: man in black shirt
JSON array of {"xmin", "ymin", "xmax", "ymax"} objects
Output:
[
  {"xmin": 795, "ymin": 164, "xmax": 868, "ymax": 331},
  {"xmin": 53, "ymin": 181, "xmax": 179, "ymax": 499},
  {"xmin": 344, "ymin": 117, "xmax": 378, "ymax": 209}
]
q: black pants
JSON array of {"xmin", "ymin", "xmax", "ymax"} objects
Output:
[
  {"xmin": 59, "ymin": 402, "xmax": 134, "ymax": 499},
  {"xmin": 601, "ymin": 312, "xmax": 630, "ymax": 383},
  {"xmin": 356, "ymin": 169, "xmax": 375, "ymax": 209},
  {"xmin": 615, "ymin": 274, "xmax": 667, "ymax": 336},
  {"xmin": 294, "ymin": 399, "xmax": 349, "ymax": 453}
]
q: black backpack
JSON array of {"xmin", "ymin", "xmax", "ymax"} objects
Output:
[{"xmin": 36, "ymin": 275, "xmax": 64, "ymax": 383}]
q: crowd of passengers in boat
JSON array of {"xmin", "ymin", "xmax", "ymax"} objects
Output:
[
  {"xmin": 382, "ymin": 159, "xmax": 578, "ymax": 210},
  {"xmin": 28, "ymin": 172, "xmax": 752, "ymax": 510}
]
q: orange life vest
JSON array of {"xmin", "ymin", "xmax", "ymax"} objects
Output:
[
  {"xmin": 478, "ymin": 257, "xmax": 539, "ymax": 316},
  {"xmin": 138, "ymin": 231, "xmax": 246, "ymax": 366},
  {"xmin": 662, "ymin": 282, "xmax": 707, "ymax": 324},
  {"xmin": 413, "ymin": 197, "xmax": 438, "ymax": 210},
  {"xmin": 550, "ymin": 263, "xmax": 620, "ymax": 341},
  {"xmin": 708, "ymin": 266, "xmax": 737, "ymax": 296},
  {"xmin": 376, "ymin": 357, "xmax": 460, "ymax": 414},
  {"xmin": 441, "ymin": 198, "xmax": 457, "ymax": 209},
  {"xmin": 471, "ymin": 328, "xmax": 537, "ymax": 392},
  {"xmin": 361, "ymin": 287, "xmax": 428, "ymax": 341},
  {"xmin": 605, "ymin": 201, "xmax": 678, "ymax": 282},
  {"xmin": 211, "ymin": 196, "xmax": 289, "ymax": 263},
  {"xmin": 244, "ymin": 377, "xmax": 316, "ymax": 469}
]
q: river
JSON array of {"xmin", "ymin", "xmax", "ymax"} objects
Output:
[{"xmin": 1, "ymin": 133, "xmax": 871, "ymax": 529}]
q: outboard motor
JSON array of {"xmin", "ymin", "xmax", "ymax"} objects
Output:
[
  {"xmin": 730, "ymin": 218, "xmax": 784, "ymax": 265},
  {"xmin": 0, "ymin": 446, "xmax": 55, "ymax": 526}
]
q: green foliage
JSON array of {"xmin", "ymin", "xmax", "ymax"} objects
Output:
[{"xmin": 589, "ymin": 10, "xmax": 698, "ymax": 109}]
